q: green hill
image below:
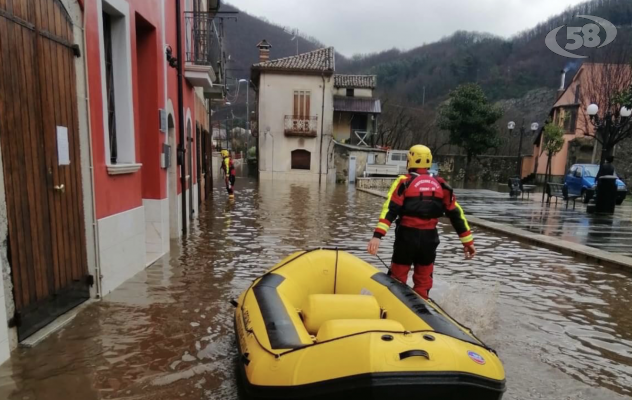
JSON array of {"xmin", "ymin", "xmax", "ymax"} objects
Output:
[{"xmin": 221, "ymin": 0, "xmax": 632, "ymax": 155}]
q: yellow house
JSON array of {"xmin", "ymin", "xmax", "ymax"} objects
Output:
[{"xmin": 333, "ymin": 75, "xmax": 381, "ymax": 146}]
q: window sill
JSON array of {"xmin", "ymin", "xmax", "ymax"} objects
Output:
[{"xmin": 107, "ymin": 163, "xmax": 142, "ymax": 176}]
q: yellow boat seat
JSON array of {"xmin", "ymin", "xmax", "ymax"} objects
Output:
[
  {"xmin": 302, "ymin": 294, "xmax": 381, "ymax": 335},
  {"xmin": 317, "ymin": 319, "xmax": 406, "ymax": 342}
]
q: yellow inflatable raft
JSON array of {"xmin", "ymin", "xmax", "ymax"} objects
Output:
[{"xmin": 234, "ymin": 249, "xmax": 506, "ymax": 399}]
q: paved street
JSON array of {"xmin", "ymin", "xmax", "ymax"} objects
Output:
[
  {"xmin": 0, "ymin": 178, "xmax": 630, "ymax": 399},
  {"xmin": 455, "ymin": 189, "xmax": 632, "ymax": 257}
]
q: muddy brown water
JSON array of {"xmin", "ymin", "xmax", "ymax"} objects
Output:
[{"xmin": 0, "ymin": 176, "xmax": 631, "ymax": 400}]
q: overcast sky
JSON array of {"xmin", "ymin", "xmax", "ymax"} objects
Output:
[{"xmin": 227, "ymin": 0, "xmax": 588, "ymax": 56}]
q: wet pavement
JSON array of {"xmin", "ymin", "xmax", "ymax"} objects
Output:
[
  {"xmin": 455, "ymin": 189, "xmax": 632, "ymax": 258},
  {"xmin": 0, "ymin": 175, "xmax": 631, "ymax": 400}
]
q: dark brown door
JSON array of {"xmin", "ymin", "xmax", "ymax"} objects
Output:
[
  {"xmin": 0, "ymin": 0, "xmax": 89, "ymax": 341},
  {"xmin": 196, "ymin": 124, "xmax": 202, "ymax": 205},
  {"xmin": 291, "ymin": 149, "xmax": 311, "ymax": 170},
  {"xmin": 204, "ymin": 129, "xmax": 212, "ymax": 197}
]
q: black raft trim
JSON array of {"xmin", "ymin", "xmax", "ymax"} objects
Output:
[
  {"xmin": 238, "ymin": 368, "xmax": 506, "ymax": 400},
  {"xmin": 372, "ymin": 272, "xmax": 478, "ymax": 345},
  {"xmin": 252, "ymin": 274, "xmax": 304, "ymax": 350}
]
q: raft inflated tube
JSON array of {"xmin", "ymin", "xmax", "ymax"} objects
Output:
[{"xmin": 234, "ymin": 249, "xmax": 506, "ymax": 400}]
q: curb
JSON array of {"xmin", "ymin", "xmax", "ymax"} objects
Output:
[{"xmin": 357, "ymin": 188, "xmax": 632, "ymax": 271}]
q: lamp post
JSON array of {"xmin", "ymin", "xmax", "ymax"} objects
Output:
[
  {"xmin": 238, "ymin": 79, "xmax": 250, "ymax": 138},
  {"xmin": 508, "ymin": 120, "xmax": 539, "ymax": 178},
  {"xmin": 586, "ymin": 103, "xmax": 632, "ymax": 165}
]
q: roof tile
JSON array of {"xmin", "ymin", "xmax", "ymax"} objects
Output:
[
  {"xmin": 334, "ymin": 75, "xmax": 377, "ymax": 89},
  {"xmin": 253, "ymin": 47, "xmax": 335, "ymax": 72}
]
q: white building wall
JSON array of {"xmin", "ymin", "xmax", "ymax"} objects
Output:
[
  {"xmin": 258, "ymin": 72, "xmax": 334, "ymax": 183},
  {"xmin": 333, "ymin": 87, "xmax": 373, "ymax": 98},
  {"xmin": 143, "ymin": 199, "xmax": 170, "ymax": 267},
  {"xmin": 98, "ymin": 206, "xmax": 147, "ymax": 295}
]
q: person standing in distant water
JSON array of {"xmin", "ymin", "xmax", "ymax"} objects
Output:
[
  {"xmin": 596, "ymin": 156, "xmax": 616, "ymax": 180},
  {"xmin": 220, "ymin": 150, "xmax": 236, "ymax": 199}
]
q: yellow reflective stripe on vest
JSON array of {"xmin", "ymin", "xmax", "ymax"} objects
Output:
[{"xmin": 376, "ymin": 175, "xmax": 407, "ymax": 234}]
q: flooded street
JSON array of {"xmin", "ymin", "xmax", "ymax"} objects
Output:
[{"xmin": 1, "ymin": 174, "xmax": 631, "ymax": 400}]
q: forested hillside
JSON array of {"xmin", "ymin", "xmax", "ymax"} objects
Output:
[
  {"xmin": 221, "ymin": 3, "xmax": 345, "ymax": 77},
  {"xmin": 222, "ymin": 0, "xmax": 632, "ymax": 158},
  {"xmin": 339, "ymin": 0, "xmax": 632, "ymax": 105}
]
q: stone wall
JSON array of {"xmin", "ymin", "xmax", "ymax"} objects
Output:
[
  {"xmin": 334, "ymin": 145, "xmax": 386, "ymax": 183},
  {"xmin": 434, "ymin": 155, "xmax": 521, "ymax": 183},
  {"xmin": 356, "ymin": 177, "xmax": 396, "ymax": 190},
  {"xmin": 352, "ymin": 154, "xmax": 543, "ymax": 188}
]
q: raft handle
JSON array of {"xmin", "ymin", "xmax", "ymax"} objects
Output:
[{"xmin": 399, "ymin": 350, "xmax": 430, "ymax": 361}]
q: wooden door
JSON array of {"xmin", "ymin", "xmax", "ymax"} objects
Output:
[{"xmin": 0, "ymin": 0, "xmax": 89, "ymax": 341}]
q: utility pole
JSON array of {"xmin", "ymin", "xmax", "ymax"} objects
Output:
[
  {"xmin": 422, "ymin": 86, "xmax": 426, "ymax": 106},
  {"xmin": 516, "ymin": 120, "xmax": 525, "ymax": 177},
  {"xmin": 226, "ymin": 116, "xmax": 229, "ymax": 151}
]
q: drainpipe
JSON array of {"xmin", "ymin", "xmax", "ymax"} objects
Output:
[
  {"xmin": 176, "ymin": 0, "xmax": 187, "ymax": 235},
  {"xmin": 319, "ymin": 69, "xmax": 327, "ymax": 186},
  {"xmin": 81, "ymin": 6, "xmax": 102, "ymax": 298},
  {"xmin": 208, "ymin": 99, "xmax": 213, "ymax": 192}
]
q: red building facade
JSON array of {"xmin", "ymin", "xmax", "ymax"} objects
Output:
[{"xmin": 0, "ymin": 0, "xmax": 224, "ymax": 359}]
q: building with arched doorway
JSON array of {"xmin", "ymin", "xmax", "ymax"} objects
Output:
[{"xmin": 0, "ymin": 0, "xmax": 227, "ymax": 362}]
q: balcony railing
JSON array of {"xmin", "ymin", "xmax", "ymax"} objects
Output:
[
  {"xmin": 184, "ymin": 12, "xmax": 216, "ymax": 66},
  {"xmin": 284, "ymin": 116, "xmax": 318, "ymax": 137}
]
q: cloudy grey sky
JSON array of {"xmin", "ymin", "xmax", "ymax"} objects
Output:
[{"xmin": 227, "ymin": 0, "xmax": 588, "ymax": 56}]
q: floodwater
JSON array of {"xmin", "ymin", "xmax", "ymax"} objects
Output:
[{"xmin": 1, "ymin": 174, "xmax": 631, "ymax": 400}]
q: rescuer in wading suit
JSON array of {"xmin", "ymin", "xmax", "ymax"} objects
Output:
[
  {"xmin": 367, "ymin": 145, "xmax": 477, "ymax": 299},
  {"xmin": 220, "ymin": 150, "xmax": 236, "ymax": 199}
]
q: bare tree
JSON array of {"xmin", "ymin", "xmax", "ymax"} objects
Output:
[{"xmin": 578, "ymin": 55, "xmax": 632, "ymax": 164}]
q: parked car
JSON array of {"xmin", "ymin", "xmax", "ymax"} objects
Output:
[{"xmin": 564, "ymin": 164, "xmax": 628, "ymax": 205}]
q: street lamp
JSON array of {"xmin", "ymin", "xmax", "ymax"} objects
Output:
[
  {"xmin": 509, "ymin": 120, "xmax": 539, "ymax": 177},
  {"xmin": 238, "ymin": 79, "xmax": 250, "ymax": 137},
  {"xmin": 507, "ymin": 120, "xmax": 540, "ymax": 178},
  {"xmin": 586, "ymin": 103, "xmax": 632, "ymax": 164}
]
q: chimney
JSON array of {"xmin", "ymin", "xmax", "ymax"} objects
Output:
[
  {"xmin": 257, "ymin": 40, "xmax": 272, "ymax": 63},
  {"xmin": 557, "ymin": 69, "xmax": 567, "ymax": 99}
]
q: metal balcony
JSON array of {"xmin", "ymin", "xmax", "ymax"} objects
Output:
[
  {"xmin": 284, "ymin": 116, "xmax": 318, "ymax": 137},
  {"xmin": 184, "ymin": 12, "xmax": 218, "ymax": 91},
  {"xmin": 185, "ymin": 12, "xmax": 216, "ymax": 66}
]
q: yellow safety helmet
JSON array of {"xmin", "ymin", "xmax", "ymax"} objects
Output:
[
  {"xmin": 221, "ymin": 150, "xmax": 229, "ymax": 158},
  {"xmin": 407, "ymin": 145, "xmax": 433, "ymax": 169}
]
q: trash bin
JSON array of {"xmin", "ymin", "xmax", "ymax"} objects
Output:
[
  {"xmin": 508, "ymin": 177, "xmax": 521, "ymax": 198},
  {"xmin": 595, "ymin": 175, "xmax": 618, "ymax": 214}
]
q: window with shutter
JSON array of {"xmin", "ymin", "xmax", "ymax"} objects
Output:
[
  {"xmin": 574, "ymin": 84, "xmax": 582, "ymax": 104},
  {"xmin": 103, "ymin": 13, "xmax": 117, "ymax": 164},
  {"xmin": 293, "ymin": 91, "xmax": 311, "ymax": 118},
  {"xmin": 563, "ymin": 107, "xmax": 578, "ymax": 132}
]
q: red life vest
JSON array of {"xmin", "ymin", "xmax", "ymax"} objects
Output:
[{"xmin": 401, "ymin": 173, "xmax": 445, "ymax": 220}]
